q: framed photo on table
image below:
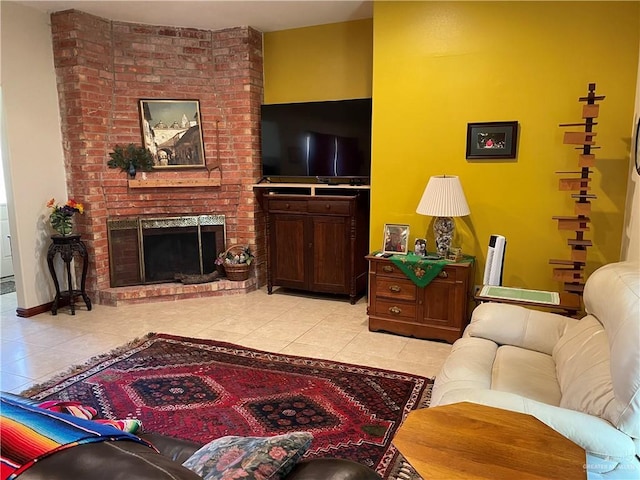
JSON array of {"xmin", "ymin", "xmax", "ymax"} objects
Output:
[
  {"xmin": 139, "ymin": 99, "xmax": 206, "ymax": 169},
  {"xmin": 383, "ymin": 224, "xmax": 410, "ymax": 255}
]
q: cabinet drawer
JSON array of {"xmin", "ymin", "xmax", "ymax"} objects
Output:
[
  {"xmin": 308, "ymin": 200, "xmax": 352, "ymax": 215},
  {"xmin": 267, "ymin": 199, "xmax": 308, "ymax": 213},
  {"xmin": 376, "ymin": 277, "xmax": 416, "ymax": 301},
  {"xmin": 430, "ymin": 266, "xmax": 463, "ymax": 283},
  {"xmin": 373, "ymin": 261, "xmax": 405, "ymax": 278},
  {"xmin": 375, "ymin": 299, "xmax": 417, "ymax": 320}
]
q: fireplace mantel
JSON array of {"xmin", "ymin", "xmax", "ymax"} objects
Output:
[{"xmin": 128, "ymin": 174, "xmax": 221, "ymax": 189}]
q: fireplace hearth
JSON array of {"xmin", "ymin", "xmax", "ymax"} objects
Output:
[{"xmin": 107, "ymin": 215, "xmax": 225, "ymax": 287}]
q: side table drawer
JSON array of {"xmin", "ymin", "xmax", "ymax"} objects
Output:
[
  {"xmin": 374, "ymin": 299, "xmax": 417, "ymax": 320},
  {"xmin": 373, "ymin": 262, "xmax": 404, "ymax": 277},
  {"xmin": 376, "ymin": 277, "xmax": 416, "ymax": 301},
  {"xmin": 431, "ymin": 266, "xmax": 462, "ymax": 283}
]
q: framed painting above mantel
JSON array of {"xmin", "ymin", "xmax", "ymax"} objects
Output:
[{"xmin": 139, "ymin": 99, "xmax": 206, "ymax": 169}]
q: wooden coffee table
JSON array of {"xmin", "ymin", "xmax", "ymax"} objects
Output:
[{"xmin": 393, "ymin": 402, "xmax": 586, "ymax": 479}]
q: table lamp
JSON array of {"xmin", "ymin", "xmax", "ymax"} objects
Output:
[{"xmin": 416, "ymin": 175, "xmax": 470, "ymax": 258}]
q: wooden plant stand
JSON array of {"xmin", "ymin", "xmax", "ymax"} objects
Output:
[{"xmin": 551, "ymin": 83, "xmax": 604, "ymax": 298}]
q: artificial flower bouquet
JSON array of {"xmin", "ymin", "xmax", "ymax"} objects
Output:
[{"xmin": 47, "ymin": 198, "xmax": 84, "ymax": 235}]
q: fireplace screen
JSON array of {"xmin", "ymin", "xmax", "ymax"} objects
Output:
[{"xmin": 107, "ymin": 215, "xmax": 225, "ymax": 287}]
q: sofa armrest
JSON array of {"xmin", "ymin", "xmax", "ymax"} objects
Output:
[
  {"xmin": 436, "ymin": 388, "xmax": 638, "ymax": 464},
  {"xmin": 465, "ymin": 303, "xmax": 578, "ymax": 355},
  {"xmin": 17, "ymin": 440, "xmax": 203, "ymax": 480}
]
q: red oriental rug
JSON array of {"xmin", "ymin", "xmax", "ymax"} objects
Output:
[{"xmin": 23, "ymin": 333, "xmax": 432, "ymax": 480}]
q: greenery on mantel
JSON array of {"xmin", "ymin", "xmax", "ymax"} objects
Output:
[{"xmin": 107, "ymin": 144, "xmax": 154, "ymax": 178}]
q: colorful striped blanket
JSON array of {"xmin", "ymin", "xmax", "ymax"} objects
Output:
[{"xmin": 0, "ymin": 394, "xmax": 152, "ymax": 480}]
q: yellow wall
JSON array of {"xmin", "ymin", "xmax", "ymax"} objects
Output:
[
  {"xmin": 263, "ymin": 19, "xmax": 373, "ymax": 103},
  {"xmin": 372, "ymin": 1, "xmax": 637, "ymax": 290},
  {"xmin": 263, "ymin": 3, "xmax": 639, "ymax": 291}
]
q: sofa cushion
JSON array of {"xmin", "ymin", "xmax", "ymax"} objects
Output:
[
  {"xmin": 182, "ymin": 432, "xmax": 313, "ymax": 480},
  {"xmin": 553, "ymin": 315, "xmax": 613, "ymax": 422},
  {"xmin": 492, "ymin": 346, "xmax": 561, "ymax": 405},
  {"xmin": 465, "ymin": 303, "xmax": 576, "ymax": 355},
  {"xmin": 430, "ymin": 337, "xmax": 497, "ymax": 407}
]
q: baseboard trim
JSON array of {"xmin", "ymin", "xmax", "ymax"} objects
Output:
[{"xmin": 16, "ymin": 299, "xmax": 69, "ymax": 318}]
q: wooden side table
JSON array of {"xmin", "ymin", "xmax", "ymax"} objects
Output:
[
  {"xmin": 47, "ymin": 234, "xmax": 92, "ymax": 315},
  {"xmin": 474, "ymin": 287, "xmax": 582, "ymax": 317},
  {"xmin": 367, "ymin": 254, "xmax": 474, "ymax": 343},
  {"xmin": 393, "ymin": 402, "xmax": 586, "ymax": 479}
]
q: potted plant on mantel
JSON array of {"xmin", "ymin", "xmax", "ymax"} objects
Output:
[{"xmin": 107, "ymin": 144, "xmax": 154, "ymax": 179}]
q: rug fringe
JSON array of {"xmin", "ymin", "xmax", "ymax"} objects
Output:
[{"xmin": 20, "ymin": 332, "xmax": 157, "ymax": 398}]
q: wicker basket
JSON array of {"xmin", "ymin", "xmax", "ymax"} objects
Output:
[{"xmin": 222, "ymin": 245, "xmax": 251, "ymax": 281}]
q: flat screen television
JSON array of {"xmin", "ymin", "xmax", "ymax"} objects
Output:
[{"xmin": 260, "ymin": 98, "xmax": 372, "ymax": 184}]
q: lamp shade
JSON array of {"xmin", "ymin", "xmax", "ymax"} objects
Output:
[{"xmin": 416, "ymin": 175, "xmax": 470, "ymax": 217}]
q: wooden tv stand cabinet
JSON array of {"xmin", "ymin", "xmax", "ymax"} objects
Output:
[
  {"xmin": 367, "ymin": 255, "xmax": 475, "ymax": 343},
  {"xmin": 257, "ymin": 185, "xmax": 370, "ymax": 304}
]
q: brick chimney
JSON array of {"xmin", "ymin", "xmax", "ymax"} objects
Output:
[{"xmin": 50, "ymin": 10, "xmax": 265, "ymax": 304}]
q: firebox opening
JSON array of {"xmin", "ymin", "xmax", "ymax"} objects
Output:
[{"xmin": 108, "ymin": 215, "xmax": 225, "ymax": 287}]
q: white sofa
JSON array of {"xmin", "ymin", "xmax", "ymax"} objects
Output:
[{"xmin": 431, "ymin": 261, "xmax": 640, "ymax": 478}]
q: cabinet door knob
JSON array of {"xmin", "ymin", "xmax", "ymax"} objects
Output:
[
  {"xmin": 285, "ymin": 203, "xmax": 290, "ymax": 209},
  {"xmin": 388, "ymin": 306, "xmax": 402, "ymax": 315},
  {"xmin": 438, "ymin": 270, "xmax": 449, "ymax": 279},
  {"xmin": 389, "ymin": 285, "xmax": 401, "ymax": 293},
  {"xmin": 325, "ymin": 204, "xmax": 331, "ymax": 209},
  {"xmin": 383, "ymin": 265, "xmax": 394, "ymax": 273}
]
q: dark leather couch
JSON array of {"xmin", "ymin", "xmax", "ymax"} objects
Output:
[{"xmin": 4, "ymin": 393, "xmax": 381, "ymax": 480}]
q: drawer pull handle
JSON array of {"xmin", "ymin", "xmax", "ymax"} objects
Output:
[
  {"xmin": 383, "ymin": 265, "xmax": 394, "ymax": 273},
  {"xmin": 285, "ymin": 203, "xmax": 290, "ymax": 209},
  {"xmin": 389, "ymin": 285, "xmax": 401, "ymax": 293},
  {"xmin": 325, "ymin": 204, "xmax": 331, "ymax": 209},
  {"xmin": 389, "ymin": 306, "xmax": 402, "ymax": 315},
  {"xmin": 438, "ymin": 271, "xmax": 449, "ymax": 279}
]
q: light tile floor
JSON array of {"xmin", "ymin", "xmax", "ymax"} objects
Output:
[{"xmin": 0, "ymin": 288, "xmax": 452, "ymax": 394}]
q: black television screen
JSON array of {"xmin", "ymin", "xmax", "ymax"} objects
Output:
[{"xmin": 261, "ymin": 98, "xmax": 372, "ymax": 183}]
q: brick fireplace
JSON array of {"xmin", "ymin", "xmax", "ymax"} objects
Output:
[{"xmin": 50, "ymin": 10, "xmax": 266, "ymax": 304}]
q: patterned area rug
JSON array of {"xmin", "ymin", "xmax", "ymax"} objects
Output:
[{"xmin": 23, "ymin": 333, "xmax": 430, "ymax": 480}]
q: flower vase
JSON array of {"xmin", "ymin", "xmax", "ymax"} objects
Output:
[{"xmin": 51, "ymin": 214, "xmax": 73, "ymax": 236}]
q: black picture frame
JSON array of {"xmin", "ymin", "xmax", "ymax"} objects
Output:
[
  {"xmin": 139, "ymin": 99, "xmax": 206, "ymax": 169},
  {"xmin": 466, "ymin": 121, "xmax": 519, "ymax": 159}
]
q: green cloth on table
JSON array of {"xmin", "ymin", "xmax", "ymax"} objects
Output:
[{"xmin": 387, "ymin": 252, "xmax": 474, "ymax": 288}]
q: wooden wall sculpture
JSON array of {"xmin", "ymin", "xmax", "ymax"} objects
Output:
[{"xmin": 551, "ymin": 83, "xmax": 604, "ymax": 298}]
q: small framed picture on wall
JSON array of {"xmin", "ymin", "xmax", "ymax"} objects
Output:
[
  {"xmin": 466, "ymin": 121, "xmax": 518, "ymax": 159},
  {"xmin": 383, "ymin": 224, "xmax": 410, "ymax": 255}
]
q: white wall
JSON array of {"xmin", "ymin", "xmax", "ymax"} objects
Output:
[
  {"xmin": 1, "ymin": 2, "xmax": 68, "ymax": 309},
  {"xmin": 621, "ymin": 46, "xmax": 640, "ymax": 261}
]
